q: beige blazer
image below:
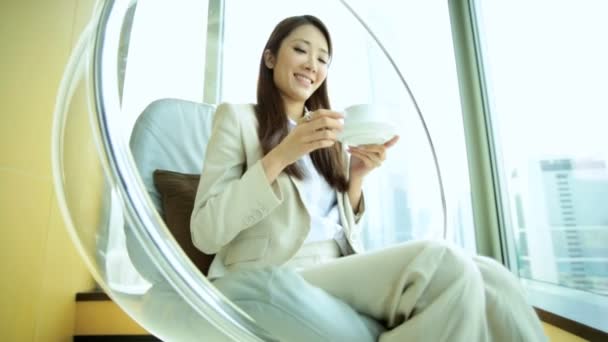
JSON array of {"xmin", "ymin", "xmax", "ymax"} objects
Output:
[{"xmin": 190, "ymin": 103, "xmax": 365, "ymax": 278}]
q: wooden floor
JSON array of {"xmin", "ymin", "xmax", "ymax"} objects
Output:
[
  {"xmin": 543, "ymin": 323, "xmax": 588, "ymax": 342},
  {"xmin": 75, "ymin": 294, "xmax": 590, "ymax": 341}
]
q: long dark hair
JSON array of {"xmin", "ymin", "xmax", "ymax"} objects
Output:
[{"xmin": 255, "ymin": 15, "xmax": 348, "ymax": 192}]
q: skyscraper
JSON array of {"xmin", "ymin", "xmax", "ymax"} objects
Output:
[{"xmin": 510, "ymin": 158, "xmax": 608, "ymax": 295}]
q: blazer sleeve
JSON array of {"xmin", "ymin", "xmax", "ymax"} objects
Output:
[
  {"xmin": 337, "ymin": 190, "xmax": 366, "ymax": 254},
  {"xmin": 190, "ymin": 103, "xmax": 284, "ymax": 254}
]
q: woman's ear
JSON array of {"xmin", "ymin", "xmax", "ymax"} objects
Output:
[{"xmin": 263, "ymin": 49, "xmax": 275, "ymax": 69}]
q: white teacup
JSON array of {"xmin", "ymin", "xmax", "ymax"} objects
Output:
[
  {"xmin": 339, "ymin": 104, "xmax": 397, "ymax": 146},
  {"xmin": 343, "ymin": 104, "xmax": 381, "ymax": 125}
]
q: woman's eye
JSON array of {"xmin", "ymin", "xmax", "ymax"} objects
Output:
[
  {"xmin": 318, "ymin": 58, "xmax": 328, "ymax": 65},
  {"xmin": 294, "ymin": 47, "xmax": 306, "ymax": 54}
]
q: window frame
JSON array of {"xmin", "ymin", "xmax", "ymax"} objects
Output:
[
  {"xmin": 447, "ymin": 0, "xmax": 505, "ymax": 262},
  {"xmin": 202, "ymin": 0, "xmax": 225, "ymax": 104}
]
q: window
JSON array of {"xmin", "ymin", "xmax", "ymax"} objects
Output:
[
  {"xmin": 121, "ymin": 0, "xmax": 209, "ymax": 134},
  {"xmin": 108, "ymin": 0, "xmax": 211, "ymax": 294},
  {"xmin": 472, "ymin": 0, "xmax": 608, "ymax": 331},
  {"xmin": 219, "ymin": 0, "xmax": 476, "ymax": 252}
]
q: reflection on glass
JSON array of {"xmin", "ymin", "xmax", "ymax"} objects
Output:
[
  {"xmin": 55, "ymin": 2, "xmax": 274, "ymax": 340},
  {"xmin": 509, "ymin": 159, "xmax": 608, "ymax": 295},
  {"xmin": 474, "ymin": 0, "xmax": 608, "ymax": 331}
]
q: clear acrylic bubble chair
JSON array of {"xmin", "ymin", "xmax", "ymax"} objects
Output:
[{"xmin": 52, "ymin": 0, "xmax": 447, "ymax": 340}]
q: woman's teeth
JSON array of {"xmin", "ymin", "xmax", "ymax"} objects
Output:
[{"xmin": 295, "ymin": 74, "xmax": 312, "ymax": 84}]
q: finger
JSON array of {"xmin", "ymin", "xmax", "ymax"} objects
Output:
[
  {"xmin": 298, "ymin": 109, "xmax": 344, "ymax": 124},
  {"xmin": 304, "ymin": 129, "xmax": 338, "ymax": 144},
  {"xmin": 359, "ymin": 150, "xmax": 382, "ymax": 165},
  {"xmin": 352, "ymin": 150, "xmax": 378, "ymax": 168},
  {"xmin": 349, "ymin": 146, "xmax": 385, "ymax": 162},
  {"xmin": 307, "ymin": 116, "xmax": 344, "ymax": 132},
  {"xmin": 299, "ymin": 112, "xmax": 313, "ymax": 124},
  {"xmin": 312, "ymin": 109, "xmax": 345, "ymax": 120},
  {"xmin": 371, "ymin": 149, "xmax": 386, "ymax": 162},
  {"xmin": 349, "ymin": 149, "xmax": 380, "ymax": 168},
  {"xmin": 306, "ymin": 139, "xmax": 335, "ymax": 152},
  {"xmin": 359, "ymin": 148, "xmax": 383, "ymax": 165},
  {"xmin": 384, "ymin": 135, "xmax": 400, "ymax": 148},
  {"xmin": 351, "ymin": 144, "xmax": 385, "ymax": 154}
]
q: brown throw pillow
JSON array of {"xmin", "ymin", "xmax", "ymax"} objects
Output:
[{"xmin": 153, "ymin": 169, "xmax": 214, "ymax": 276}]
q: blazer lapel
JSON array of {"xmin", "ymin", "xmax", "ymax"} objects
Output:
[{"xmin": 287, "ymin": 173, "xmax": 306, "ymax": 204}]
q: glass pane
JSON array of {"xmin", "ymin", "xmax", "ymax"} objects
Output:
[
  {"xmin": 121, "ymin": 0, "xmax": 209, "ymax": 136},
  {"xmin": 474, "ymin": 0, "xmax": 608, "ymax": 331},
  {"xmin": 107, "ymin": 0, "xmax": 212, "ymax": 295},
  {"xmin": 220, "ymin": 0, "xmax": 476, "ymax": 252}
]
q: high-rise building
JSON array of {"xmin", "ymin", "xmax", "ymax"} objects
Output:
[
  {"xmin": 361, "ymin": 172, "xmax": 413, "ymax": 251},
  {"xmin": 510, "ymin": 158, "xmax": 608, "ymax": 295}
]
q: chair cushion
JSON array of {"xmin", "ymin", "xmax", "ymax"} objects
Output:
[
  {"xmin": 127, "ymin": 99, "xmax": 216, "ymax": 282},
  {"xmin": 130, "ymin": 98, "xmax": 216, "ymax": 212},
  {"xmin": 153, "ymin": 169, "xmax": 214, "ymax": 275}
]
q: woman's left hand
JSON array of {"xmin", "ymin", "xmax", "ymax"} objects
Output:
[{"xmin": 348, "ymin": 135, "xmax": 399, "ymax": 181}]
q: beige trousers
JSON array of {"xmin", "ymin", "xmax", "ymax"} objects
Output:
[{"xmin": 299, "ymin": 240, "xmax": 548, "ymax": 342}]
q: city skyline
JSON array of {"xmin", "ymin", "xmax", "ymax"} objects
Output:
[{"xmin": 510, "ymin": 157, "xmax": 608, "ymax": 296}]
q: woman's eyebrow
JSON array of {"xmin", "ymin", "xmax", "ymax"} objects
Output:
[{"xmin": 291, "ymin": 38, "xmax": 329, "ymax": 55}]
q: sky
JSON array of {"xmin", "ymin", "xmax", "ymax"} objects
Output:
[{"xmin": 477, "ymin": 1, "xmax": 608, "ymax": 171}]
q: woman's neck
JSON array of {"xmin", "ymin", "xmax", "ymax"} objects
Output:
[{"xmin": 284, "ymin": 101, "xmax": 305, "ymax": 122}]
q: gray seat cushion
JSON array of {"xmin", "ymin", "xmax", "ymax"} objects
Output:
[
  {"xmin": 126, "ymin": 98, "xmax": 216, "ymax": 283},
  {"xmin": 130, "ymin": 98, "xmax": 216, "ymax": 213}
]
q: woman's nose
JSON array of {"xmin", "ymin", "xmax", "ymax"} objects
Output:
[{"xmin": 304, "ymin": 56, "xmax": 317, "ymax": 72}]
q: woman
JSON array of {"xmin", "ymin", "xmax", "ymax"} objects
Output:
[{"xmin": 191, "ymin": 15, "xmax": 547, "ymax": 342}]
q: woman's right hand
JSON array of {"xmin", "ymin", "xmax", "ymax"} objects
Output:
[{"xmin": 262, "ymin": 109, "xmax": 344, "ymax": 182}]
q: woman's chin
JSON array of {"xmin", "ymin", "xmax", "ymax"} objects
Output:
[
  {"xmin": 280, "ymin": 87, "xmax": 315, "ymax": 104},
  {"xmin": 291, "ymin": 92, "xmax": 313, "ymax": 103}
]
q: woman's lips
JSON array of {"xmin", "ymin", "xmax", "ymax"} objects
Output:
[{"xmin": 294, "ymin": 73, "xmax": 313, "ymax": 87}]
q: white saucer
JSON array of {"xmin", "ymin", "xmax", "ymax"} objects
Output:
[{"xmin": 339, "ymin": 122, "xmax": 397, "ymax": 146}]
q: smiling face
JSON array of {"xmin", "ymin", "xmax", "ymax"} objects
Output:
[{"xmin": 264, "ymin": 24, "xmax": 330, "ymax": 115}]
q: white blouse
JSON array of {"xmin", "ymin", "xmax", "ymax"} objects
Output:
[{"xmin": 287, "ymin": 118, "xmax": 348, "ymax": 253}]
